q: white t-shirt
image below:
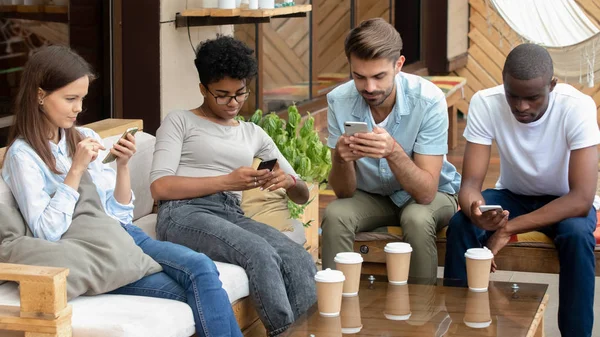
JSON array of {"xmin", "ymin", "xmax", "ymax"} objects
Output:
[{"xmin": 464, "ymin": 83, "xmax": 600, "ymax": 198}]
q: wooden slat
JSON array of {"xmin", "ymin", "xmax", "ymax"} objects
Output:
[
  {"xmin": 210, "ymin": 8, "xmax": 241, "ymax": 17},
  {"xmin": 468, "ymin": 28, "xmax": 506, "ymax": 69},
  {"xmin": 466, "ymin": 53, "xmax": 498, "ymax": 88},
  {"xmin": 456, "ymin": 65, "xmax": 485, "ymax": 94},
  {"xmin": 577, "ymin": 0, "xmax": 600, "ymax": 28},
  {"xmin": 470, "ymin": 0, "xmax": 521, "ymax": 43},
  {"xmin": 83, "ymin": 119, "xmax": 144, "ymax": 139},
  {"xmin": 240, "ymin": 4, "xmax": 312, "ymax": 17},
  {"xmin": 263, "ymin": 29, "xmax": 306, "ymax": 78},
  {"xmin": 180, "ymin": 8, "xmax": 211, "ymax": 17},
  {"xmin": 469, "ymin": 9, "xmax": 513, "ymax": 57},
  {"xmin": 468, "ymin": 44, "xmax": 503, "ymax": 84}
]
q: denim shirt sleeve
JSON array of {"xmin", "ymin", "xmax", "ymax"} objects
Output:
[
  {"xmin": 326, "ymin": 95, "xmax": 342, "ymax": 149},
  {"xmin": 2, "ymin": 150, "xmax": 79, "ymax": 242},
  {"xmin": 413, "ymin": 96, "xmax": 449, "ymax": 155},
  {"xmin": 86, "ymin": 128, "xmax": 135, "ymax": 225}
]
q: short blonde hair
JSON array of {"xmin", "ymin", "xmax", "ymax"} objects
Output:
[{"xmin": 344, "ymin": 18, "xmax": 403, "ymax": 61}]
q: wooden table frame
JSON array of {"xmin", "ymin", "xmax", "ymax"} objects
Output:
[{"xmin": 446, "ymin": 89, "xmax": 463, "ymax": 150}]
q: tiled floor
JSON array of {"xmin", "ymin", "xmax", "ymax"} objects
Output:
[{"xmin": 435, "ymin": 267, "xmax": 600, "ymax": 336}]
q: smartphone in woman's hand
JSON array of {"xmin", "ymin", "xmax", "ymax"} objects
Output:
[{"xmin": 102, "ymin": 127, "xmax": 139, "ymax": 164}]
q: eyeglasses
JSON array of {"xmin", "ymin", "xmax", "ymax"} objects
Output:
[{"xmin": 205, "ymin": 87, "xmax": 251, "ymax": 105}]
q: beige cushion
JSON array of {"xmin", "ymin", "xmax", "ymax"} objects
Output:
[
  {"xmin": 241, "ymin": 158, "xmax": 296, "ymax": 232},
  {"xmin": 0, "ymin": 173, "xmax": 161, "ymax": 300}
]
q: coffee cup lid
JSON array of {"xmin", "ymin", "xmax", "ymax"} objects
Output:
[
  {"xmin": 334, "ymin": 252, "xmax": 364, "ymax": 264},
  {"xmin": 314, "ymin": 268, "xmax": 345, "ymax": 283},
  {"xmin": 384, "ymin": 242, "xmax": 413, "ymax": 254},
  {"xmin": 463, "ymin": 319, "xmax": 492, "ymax": 328},
  {"xmin": 464, "ymin": 247, "xmax": 494, "ymax": 260},
  {"xmin": 341, "ymin": 326, "xmax": 363, "ymax": 334},
  {"xmin": 384, "ymin": 312, "xmax": 411, "ymax": 321}
]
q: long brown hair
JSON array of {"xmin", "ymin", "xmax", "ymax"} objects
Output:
[{"xmin": 5, "ymin": 45, "xmax": 96, "ymax": 174}]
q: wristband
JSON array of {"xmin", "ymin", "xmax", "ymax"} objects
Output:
[{"xmin": 288, "ymin": 174, "xmax": 297, "ymax": 188}]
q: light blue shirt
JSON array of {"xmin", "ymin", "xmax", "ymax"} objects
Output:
[
  {"xmin": 326, "ymin": 72, "xmax": 461, "ymax": 207},
  {"xmin": 2, "ymin": 127, "xmax": 135, "ymax": 242}
]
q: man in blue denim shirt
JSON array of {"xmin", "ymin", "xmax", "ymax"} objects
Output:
[{"xmin": 321, "ymin": 18, "xmax": 461, "ymax": 282}]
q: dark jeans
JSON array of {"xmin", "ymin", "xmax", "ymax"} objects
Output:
[
  {"xmin": 444, "ymin": 189, "xmax": 596, "ymax": 337},
  {"xmin": 110, "ymin": 224, "xmax": 242, "ymax": 337},
  {"xmin": 156, "ymin": 192, "xmax": 317, "ymax": 337}
]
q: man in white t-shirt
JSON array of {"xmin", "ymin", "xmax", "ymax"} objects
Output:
[{"xmin": 444, "ymin": 43, "xmax": 600, "ymax": 337}]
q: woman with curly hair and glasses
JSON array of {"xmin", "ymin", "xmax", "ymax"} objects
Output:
[{"xmin": 150, "ymin": 36, "xmax": 317, "ymax": 337}]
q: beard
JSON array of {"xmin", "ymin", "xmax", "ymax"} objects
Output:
[{"xmin": 361, "ymin": 82, "xmax": 395, "ymax": 107}]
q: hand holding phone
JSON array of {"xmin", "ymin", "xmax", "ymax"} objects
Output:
[
  {"xmin": 344, "ymin": 121, "xmax": 371, "ymax": 135},
  {"xmin": 102, "ymin": 127, "xmax": 139, "ymax": 164}
]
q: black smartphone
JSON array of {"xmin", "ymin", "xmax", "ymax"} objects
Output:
[{"xmin": 257, "ymin": 158, "xmax": 277, "ymax": 171}]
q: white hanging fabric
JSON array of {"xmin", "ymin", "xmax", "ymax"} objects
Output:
[{"xmin": 489, "ymin": 0, "xmax": 600, "ymax": 87}]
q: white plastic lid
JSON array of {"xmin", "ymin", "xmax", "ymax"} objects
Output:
[
  {"xmin": 334, "ymin": 252, "xmax": 363, "ymax": 264},
  {"xmin": 314, "ymin": 268, "xmax": 345, "ymax": 283},
  {"xmin": 341, "ymin": 326, "xmax": 363, "ymax": 334},
  {"xmin": 464, "ymin": 247, "xmax": 494, "ymax": 260},
  {"xmin": 463, "ymin": 319, "xmax": 492, "ymax": 329},
  {"xmin": 384, "ymin": 242, "xmax": 413, "ymax": 254},
  {"xmin": 384, "ymin": 313, "xmax": 411, "ymax": 321}
]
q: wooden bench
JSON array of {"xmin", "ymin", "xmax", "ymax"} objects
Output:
[{"xmin": 353, "ymin": 237, "xmax": 600, "ymax": 277}]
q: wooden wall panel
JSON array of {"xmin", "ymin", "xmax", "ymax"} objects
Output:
[
  {"xmin": 453, "ymin": 0, "xmax": 600, "ymax": 124},
  {"xmin": 355, "ymin": 0, "xmax": 391, "ymax": 25}
]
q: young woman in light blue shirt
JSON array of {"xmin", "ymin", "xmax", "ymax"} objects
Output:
[{"xmin": 2, "ymin": 45, "xmax": 241, "ymax": 337}]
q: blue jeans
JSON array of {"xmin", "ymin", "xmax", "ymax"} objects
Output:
[
  {"xmin": 110, "ymin": 224, "xmax": 242, "ymax": 337},
  {"xmin": 444, "ymin": 189, "xmax": 596, "ymax": 337},
  {"xmin": 156, "ymin": 192, "xmax": 317, "ymax": 337}
]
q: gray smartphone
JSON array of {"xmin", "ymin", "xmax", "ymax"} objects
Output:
[
  {"xmin": 344, "ymin": 121, "xmax": 371, "ymax": 135},
  {"xmin": 102, "ymin": 127, "xmax": 139, "ymax": 164},
  {"xmin": 478, "ymin": 205, "xmax": 504, "ymax": 213}
]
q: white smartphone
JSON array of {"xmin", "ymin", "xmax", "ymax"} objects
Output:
[
  {"xmin": 102, "ymin": 127, "xmax": 139, "ymax": 164},
  {"xmin": 344, "ymin": 121, "xmax": 371, "ymax": 135},
  {"xmin": 478, "ymin": 205, "xmax": 504, "ymax": 213}
]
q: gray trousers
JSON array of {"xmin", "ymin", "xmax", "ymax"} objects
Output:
[
  {"xmin": 156, "ymin": 192, "xmax": 317, "ymax": 337},
  {"xmin": 321, "ymin": 190, "xmax": 458, "ymax": 281}
]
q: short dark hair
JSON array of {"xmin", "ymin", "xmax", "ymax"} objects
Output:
[
  {"xmin": 503, "ymin": 43, "xmax": 553, "ymax": 82},
  {"xmin": 344, "ymin": 18, "xmax": 403, "ymax": 61},
  {"xmin": 194, "ymin": 35, "xmax": 258, "ymax": 85}
]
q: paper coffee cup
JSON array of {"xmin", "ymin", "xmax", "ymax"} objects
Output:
[
  {"xmin": 334, "ymin": 252, "xmax": 363, "ymax": 297},
  {"xmin": 315, "ymin": 268, "xmax": 345, "ymax": 317},
  {"xmin": 384, "ymin": 283, "xmax": 411, "ymax": 321},
  {"xmin": 463, "ymin": 290, "xmax": 492, "ymax": 328},
  {"xmin": 465, "ymin": 247, "xmax": 494, "ymax": 292},
  {"xmin": 385, "ymin": 242, "xmax": 413, "ymax": 285},
  {"xmin": 340, "ymin": 296, "xmax": 362, "ymax": 334}
]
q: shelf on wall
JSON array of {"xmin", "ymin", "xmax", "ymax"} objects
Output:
[
  {"xmin": 0, "ymin": 5, "xmax": 68, "ymax": 23},
  {"xmin": 175, "ymin": 4, "xmax": 311, "ymax": 27}
]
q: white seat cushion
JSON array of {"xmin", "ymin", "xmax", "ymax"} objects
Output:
[
  {"xmin": 0, "ymin": 282, "xmax": 195, "ymax": 337},
  {"xmin": 134, "ymin": 214, "xmax": 250, "ymax": 304}
]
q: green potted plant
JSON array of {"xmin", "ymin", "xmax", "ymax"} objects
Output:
[{"xmin": 237, "ymin": 104, "xmax": 331, "ymax": 226}]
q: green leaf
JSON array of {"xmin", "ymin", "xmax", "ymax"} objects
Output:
[{"xmin": 249, "ymin": 109, "xmax": 263, "ymax": 124}]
